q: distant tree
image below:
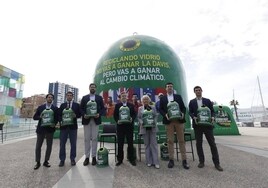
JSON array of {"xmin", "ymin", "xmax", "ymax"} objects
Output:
[{"xmin": 230, "ymin": 99, "xmax": 239, "ymax": 121}]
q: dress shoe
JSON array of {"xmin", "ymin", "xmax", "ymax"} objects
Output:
[
  {"xmin": 215, "ymin": 165, "xmax": 223, "ymax": 171},
  {"xmin": 198, "ymin": 163, "xmax": 205, "ymax": 168},
  {"xmin": 71, "ymin": 160, "xmax": 76, "ymax": 166},
  {"xmin": 116, "ymin": 161, "xmax": 122, "ymax": 166},
  {"xmin": 130, "ymin": 160, "xmax": 136, "ymax": 166},
  {"xmin": 182, "ymin": 160, "xmax": 190, "ymax": 169},
  {"xmin": 91, "ymin": 157, "xmax": 97, "ymax": 166},
  {"xmin": 58, "ymin": 161, "xmax": 65, "ymax": 167},
  {"xmin": 43, "ymin": 161, "xmax": 51, "ymax": 168},
  {"xmin": 34, "ymin": 162, "xmax": 41, "ymax": 170},
  {"xmin": 83, "ymin": 158, "xmax": 89, "ymax": 166},
  {"xmin": 168, "ymin": 160, "xmax": 174, "ymax": 168}
]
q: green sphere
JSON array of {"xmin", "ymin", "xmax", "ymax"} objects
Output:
[{"xmin": 94, "ymin": 35, "xmax": 190, "ymax": 127}]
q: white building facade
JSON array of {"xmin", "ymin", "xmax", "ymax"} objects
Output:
[{"xmin": 48, "ymin": 82, "xmax": 79, "ymax": 107}]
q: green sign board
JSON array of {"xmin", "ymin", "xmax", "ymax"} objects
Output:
[{"xmin": 213, "ymin": 105, "xmax": 240, "ymax": 135}]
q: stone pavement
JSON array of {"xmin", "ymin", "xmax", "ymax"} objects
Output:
[{"xmin": 0, "ymin": 127, "xmax": 267, "ymax": 188}]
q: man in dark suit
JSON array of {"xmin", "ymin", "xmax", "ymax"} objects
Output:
[
  {"xmin": 80, "ymin": 83, "xmax": 105, "ymax": 166},
  {"xmin": 33, "ymin": 93, "xmax": 58, "ymax": 170},
  {"xmin": 113, "ymin": 91, "xmax": 137, "ymax": 166},
  {"xmin": 159, "ymin": 82, "xmax": 189, "ymax": 169},
  {"xmin": 188, "ymin": 86, "xmax": 223, "ymax": 171},
  {"xmin": 58, "ymin": 91, "xmax": 81, "ymax": 167}
]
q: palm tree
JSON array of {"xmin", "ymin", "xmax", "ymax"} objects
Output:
[{"xmin": 230, "ymin": 99, "xmax": 239, "ymax": 122}]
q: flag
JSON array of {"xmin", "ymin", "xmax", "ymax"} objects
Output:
[
  {"xmin": 127, "ymin": 87, "xmax": 135, "ymax": 101},
  {"xmin": 108, "ymin": 89, "xmax": 114, "ymax": 102},
  {"xmin": 101, "ymin": 87, "xmax": 164, "ymax": 104},
  {"xmin": 154, "ymin": 87, "xmax": 166, "ymax": 102},
  {"xmin": 116, "ymin": 87, "xmax": 137, "ymax": 101},
  {"xmin": 142, "ymin": 87, "xmax": 155, "ymax": 102},
  {"xmin": 99, "ymin": 90, "xmax": 108, "ymax": 103},
  {"xmin": 133, "ymin": 87, "xmax": 143, "ymax": 100}
]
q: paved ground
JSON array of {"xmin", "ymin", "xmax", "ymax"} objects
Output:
[{"xmin": 0, "ymin": 127, "xmax": 267, "ymax": 188}]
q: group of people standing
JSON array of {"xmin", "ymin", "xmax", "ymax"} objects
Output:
[
  {"xmin": 33, "ymin": 83, "xmax": 105, "ymax": 170},
  {"xmin": 33, "ymin": 82, "xmax": 223, "ymax": 172},
  {"xmin": 137, "ymin": 83, "xmax": 223, "ymax": 171}
]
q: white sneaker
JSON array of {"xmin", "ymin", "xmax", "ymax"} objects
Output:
[
  {"xmin": 147, "ymin": 164, "xmax": 152, "ymax": 167},
  {"xmin": 155, "ymin": 164, "xmax": 160, "ymax": 169}
]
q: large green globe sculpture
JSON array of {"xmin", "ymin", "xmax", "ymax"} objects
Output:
[
  {"xmin": 94, "ymin": 34, "xmax": 191, "ymax": 129},
  {"xmin": 94, "ymin": 34, "xmax": 241, "ymax": 139}
]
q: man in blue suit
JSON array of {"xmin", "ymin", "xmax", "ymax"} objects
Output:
[
  {"xmin": 58, "ymin": 91, "xmax": 81, "ymax": 167},
  {"xmin": 33, "ymin": 93, "xmax": 58, "ymax": 170},
  {"xmin": 188, "ymin": 86, "xmax": 223, "ymax": 171},
  {"xmin": 159, "ymin": 82, "xmax": 189, "ymax": 169},
  {"xmin": 80, "ymin": 83, "xmax": 105, "ymax": 166}
]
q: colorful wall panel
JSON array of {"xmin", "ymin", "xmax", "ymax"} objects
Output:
[{"xmin": 0, "ymin": 65, "xmax": 25, "ymax": 126}]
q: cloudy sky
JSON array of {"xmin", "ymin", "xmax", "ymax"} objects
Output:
[{"xmin": 1, "ymin": 0, "xmax": 267, "ymax": 108}]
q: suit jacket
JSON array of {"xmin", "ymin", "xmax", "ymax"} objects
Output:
[
  {"xmin": 188, "ymin": 97, "xmax": 215, "ymax": 128},
  {"xmin": 159, "ymin": 94, "xmax": 186, "ymax": 124},
  {"xmin": 80, "ymin": 94, "xmax": 105, "ymax": 125},
  {"xmin": 113, "ymin": 102, "xmax": 136, "ymax": 126},
  {"xmin": 33, "ymin": 104, "xmax": 58, "ymax": 134},
  {"xmin": 137, "ymin": 105, "xmax": 158, "ymax": 134},
  {"xmin": 59, "ymin": 101, "xmax": 81, "ymax": 130}
]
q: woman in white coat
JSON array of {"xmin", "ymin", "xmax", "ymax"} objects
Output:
[{"xmin": 138, "ymin": 95, "xmax": 160, "ymax": 169}]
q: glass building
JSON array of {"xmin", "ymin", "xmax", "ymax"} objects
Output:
[{"xmin": 0, "ymin": 65, "xmax": 25, "ymax": 126}]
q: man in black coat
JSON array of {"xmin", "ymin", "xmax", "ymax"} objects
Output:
[
  {"xmin": 189, "ymin": 86, "xmax": 223, "ymax": 171},
  {"xmin": 113, "ymin": 91, "xmax": 137, "ymax": 166},
  {"xmin": 58, "ymin": 91, "xmax": 81, "ymax": 167},
  {"xmin": 33, "ymin": 93, "xmax": 58, "ymax": 170},
  {"xmin": 80, "ymin": 83, "xmax": 105, "ymax": 166},
  {"xmin": 159, "ymin": 82, "xmax": 189, "ymax": 169}
]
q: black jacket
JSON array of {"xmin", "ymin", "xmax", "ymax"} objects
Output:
[
  {"xmin": 188, "ymin": 97, "xmax": 215, "ymax": 128},
  {"xmin": 59, "ymin": 101, "xmax": 81, "ymax": 130},
  {"xmin": 33, "ymin": 104, "xmax": 58, "ymax": 134},
  {"xmin": 80, "ymin": 94, "xmax": 105, "ymax": 125},
  {"xmin": 113, "ymin": 102, "xmax": 137, "ymax": 126},
  {"xmin": 159, "ymin": 94, "xmax": 186, "ymax": 124}
]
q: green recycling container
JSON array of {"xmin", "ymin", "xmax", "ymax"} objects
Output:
[
  {"xmin": 86, "ymin": 100, "xmax": 97, "ymax": 117},
  {"xmin": 41, "ymin": 109, "xmax": 55, "ymax": 127},
  {"xmin": 197, "ymin": 105, "xmax": 212, "ymax": 126},
  {"xmin": 97, "ymin": 147, "xmax": 109, "ymax": 167},
  {"xmin": 53, "ymin": 128, "xmax": 60, "ymax": 139},
  {"xmin": 118, "ymin": 105, "xmax": 131, "ymax": 124},
  {"xmin": 167, "ymin": 101, "xmax": 182, "ymax": 120},
  {"xmin": 160, "ymin": 142, "xmax": 169, "ymax": 161},
  {"xmin": 62, "ymin": 108, "xmax": 74, "ymax": 126},
  {"xmin": 142, "ymin": 109, "xmax": 155, "ymax": 128}
]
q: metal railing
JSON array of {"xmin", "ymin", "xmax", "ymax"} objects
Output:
[
  {"xmin": 0, "ymin": 118, "xmax": 37, "ymax": 142},
  {"xmin": 0, "ymin": 118, "xmax": 83, "ymax": 143}
]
